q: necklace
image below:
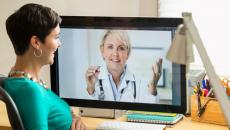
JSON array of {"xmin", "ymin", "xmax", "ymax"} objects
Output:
[{"xmin": 8, "ymin": 70, "xmax": 48, "ymax": 89}]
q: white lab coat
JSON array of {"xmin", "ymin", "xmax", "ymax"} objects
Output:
[{"xmin": 86, "ymin": 65, "xmax": 159, "ymax": 103}]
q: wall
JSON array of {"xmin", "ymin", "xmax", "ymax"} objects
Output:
[
  {"xmin": 0, "ymin": 0, "xmax": 157, "ymax": 86},
  {"xmin": 158, "ymin": 0, "xmax": 230, "ymax": 76}
]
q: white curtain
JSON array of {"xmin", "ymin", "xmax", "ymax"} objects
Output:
[{"xmin": 158, "ymin": 0, "xmax": 230, "ymax": 75}]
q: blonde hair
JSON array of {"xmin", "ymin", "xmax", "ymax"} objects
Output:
[{"xmin": 100, "ymin": 30, "xmax": 131, "ymax": 56}]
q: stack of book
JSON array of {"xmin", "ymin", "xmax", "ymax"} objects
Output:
[{"xmin": 126, "ymin": 110, "xmax": 184, "ymax": 125}]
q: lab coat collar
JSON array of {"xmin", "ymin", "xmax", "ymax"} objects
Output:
[{"xmin": 98, "ymin": 64, "xmax": 135, "ymax": 82}]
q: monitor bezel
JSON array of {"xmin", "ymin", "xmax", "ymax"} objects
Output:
[{"xmin": 51, "ymin": 16, "xmax": 186, "ymax": 114}]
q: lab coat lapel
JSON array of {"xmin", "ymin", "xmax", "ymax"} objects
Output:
[
  {"xmin": 98, "ymin": 66, "xmax": 115, "ymax": 101},
  {"xmin": 118, "ymin": 67, "xmax": 136, "ymax": 101}
]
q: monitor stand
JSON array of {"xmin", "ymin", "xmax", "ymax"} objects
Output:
[{"xmin": 79, "ymin": 107, "xmax": 127, "ymax": 119}]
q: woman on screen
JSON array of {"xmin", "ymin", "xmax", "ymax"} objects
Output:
[
  {"xmin": 4, "ymin": 3, "xmax": 86, "ymax": 130},
  {"xmin": 85, "ymin": 30, "xmax": 162, "ymax": 103}
]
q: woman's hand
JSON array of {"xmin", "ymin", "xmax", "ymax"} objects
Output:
[
  {"xmin": 85, "ymin": 66, "xmax": 100, "ymax": 95},
  {"xmin": 149, "ymin": 58, "xmax": 163, "ymax": 96},
  {"xmin": 70, "ymin": 108, "xmax": 87, "ymax": 130}
]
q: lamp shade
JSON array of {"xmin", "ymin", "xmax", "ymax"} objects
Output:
[{"xmin": 166, "ymin": 24, "xmax": 194, "ymax": 64}]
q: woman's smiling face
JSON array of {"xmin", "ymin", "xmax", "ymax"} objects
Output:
[{"xmin": 101, "ymin": 33, "xmax": 129, "ymax": 72}]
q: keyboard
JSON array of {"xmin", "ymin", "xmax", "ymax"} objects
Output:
[{"xmin": 96, "ymin": 121, "xmax": 166, "ymax": 130}]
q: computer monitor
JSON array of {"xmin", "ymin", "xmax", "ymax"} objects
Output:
[{"xmin": 51, "ymin": 16, "xmax": 186, "ymax": 114}]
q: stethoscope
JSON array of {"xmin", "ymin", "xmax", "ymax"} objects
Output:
[{"xmin": 98, "ymin": 75, "xmax": 136, "ymax": 101}]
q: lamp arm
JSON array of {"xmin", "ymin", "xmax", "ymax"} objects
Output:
[{"xmin": 184, "ymin": 13, "xmax": 230, "ymax": 127}]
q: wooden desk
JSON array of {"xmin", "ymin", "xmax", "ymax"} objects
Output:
[
  {"xmin": 80, "ymin": 116, "xmax": 228, "ymax": 130},
  {"xmin": 0, "ymin": 102, "xmax": 11, "ymax": 130},
  {"xmin": 0, "ymin": 102, "xmax": 228, "ymax": 130}
]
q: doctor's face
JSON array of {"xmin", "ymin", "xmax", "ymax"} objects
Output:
[{"xmin": 101, "ymin": 34, "xmax": 129, "ymax": 72}]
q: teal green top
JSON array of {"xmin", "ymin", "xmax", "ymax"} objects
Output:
[{"xmin": 4, "ymin": 78, "xmax": 72, "ymax": 130}]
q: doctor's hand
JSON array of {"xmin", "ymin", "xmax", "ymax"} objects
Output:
[
  {"xmin": 149, "ymin": 58, "xmax": 163, "ymax": 96},
  {"xmin": 85, "ymin": 66, "xmax": 100, "ymax": 95}
]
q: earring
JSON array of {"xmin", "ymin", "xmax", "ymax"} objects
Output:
[{"xmin": 34, "ymin": 49, "xmax": 42, "ymax": 57}]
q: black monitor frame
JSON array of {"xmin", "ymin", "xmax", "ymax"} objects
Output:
[{"xmin": 51, "ymin": 16, "xmax": 186, "ymax": 114}]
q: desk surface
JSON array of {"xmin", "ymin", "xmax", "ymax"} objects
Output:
[
  {"xmin": 81, "ymin": 116, "xmax": 228, "ymax": 130},
  {"xmin": 0, "ymin": 102, "xmax": 228, "ymax": 130}
]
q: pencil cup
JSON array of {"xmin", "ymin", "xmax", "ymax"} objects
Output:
[{"xmin": 191, "ymin": 95, "xmax": 227, "ymax": 126}]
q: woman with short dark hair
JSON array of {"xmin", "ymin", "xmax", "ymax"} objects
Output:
[{"xmin": 5, "ymin": 3, "xmax": 86, "ymax": 130}]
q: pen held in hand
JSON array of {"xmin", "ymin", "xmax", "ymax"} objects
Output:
[{"xmin": 94, "ymin": 66, "xmax": 101, "ymax": 77}]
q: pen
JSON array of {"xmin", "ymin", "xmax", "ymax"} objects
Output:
[
  {"xmin": 205, "ymin": 79, "xmax": 210, "ymax": 90},
  {"xmin": 202, "ymin": 89, "xmax": 208, "ymax": 97},
  {"xmin": 202, "ymin": 80, "xmax": 206, "ymax": 89},
  {"xmin": 196, "ymin": 82, "xmax": 202, "ymax": 110},
  {"xmin": 206, "ymin": 88, "xmax": 213, "ymax": 97}
]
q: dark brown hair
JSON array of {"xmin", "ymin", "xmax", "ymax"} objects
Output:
[{"xmin": 5, "ymin": 3, "xmax": 62, "ymax": 55}]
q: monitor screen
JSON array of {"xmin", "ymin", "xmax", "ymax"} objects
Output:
[{"xmin": 51, "ymin": 16, "xmax": 186, "ymax": 113}]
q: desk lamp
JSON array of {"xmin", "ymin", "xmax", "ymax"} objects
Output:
[{"xmin": 167, "ymin": 12, "xmax": 230, "ymax": 127}]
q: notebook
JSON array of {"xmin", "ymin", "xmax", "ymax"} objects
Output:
[{"xmin": 126, "ymin": 111, "xmax": 184, "ymax": 125}]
